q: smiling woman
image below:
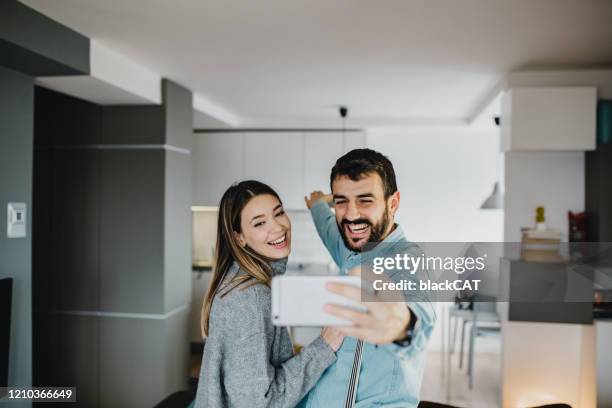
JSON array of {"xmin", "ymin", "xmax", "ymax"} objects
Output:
[
  {"xmin": 194, "ymin": 180, "xmax": 344, "ymax": 408},
  {"xmin": 235, "ymin": 193, "xmax": 292, "ymax": 258},
  {"xmin": 200, "ymin": 181, "xmax": 291, "ymax": 336}
]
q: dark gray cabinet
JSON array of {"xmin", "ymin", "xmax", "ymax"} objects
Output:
[
  {"xmin": 501, "ymin": 259, "xmax": 594, "ymax": 324},
  {"xmin": 586, "ymin": 144, "xmax": 612, "ymax": 241}
]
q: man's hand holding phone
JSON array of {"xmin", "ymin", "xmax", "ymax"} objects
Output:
[{"xmin": 324, "ymin": 267, "xmax": 411, "ymax": 345}]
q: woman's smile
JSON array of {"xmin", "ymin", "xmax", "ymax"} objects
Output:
[{"xmin": 267, "ymin": 233, "xmax": 288, "ymax": 249}]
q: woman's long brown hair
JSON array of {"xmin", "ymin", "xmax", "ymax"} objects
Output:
[{"xmin": 200, "ymin": 180, "xmax": 283, "ymax": 337}]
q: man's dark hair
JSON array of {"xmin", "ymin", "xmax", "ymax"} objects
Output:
[{"xmin": 330, "ymin": 148, "xmax": 398, "ymax": 199}]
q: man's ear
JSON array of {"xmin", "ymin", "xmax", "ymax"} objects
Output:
[
  {"xmin": 388, "ymin": 191, "xmax": 400, "ymax": 216},
  {"xmin": 233, "ymin": 231, "xmax": 247, "ymax": 248}
]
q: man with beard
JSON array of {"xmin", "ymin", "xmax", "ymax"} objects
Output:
[{"xmin": 299, "ymin": 148, "xmax": 436, "ymax": 408}]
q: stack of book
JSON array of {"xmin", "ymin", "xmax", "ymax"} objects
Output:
[{"xmin": 520, "ymin": 228, "xmax": 565, "ymax": 262}]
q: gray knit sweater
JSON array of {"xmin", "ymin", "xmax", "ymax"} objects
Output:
[{"xmin": 194, "ymin": 259, "xmax": 337, "ymax": 408}]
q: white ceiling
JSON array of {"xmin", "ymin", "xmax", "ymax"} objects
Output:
[{"xmin": 21, "ymin": 0, "xmax": 612, "ymax": 129}]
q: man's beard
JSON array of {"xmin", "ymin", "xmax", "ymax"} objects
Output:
[{"xmin": 338, "ymin": 207, "xmax": 391, "ymax": 252}]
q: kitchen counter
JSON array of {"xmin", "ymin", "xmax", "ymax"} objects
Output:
[
  {"xmin": 285, "ymin": 262, "xmax": 336, "ymax": 276},
  {"xmin": 193, "ymin": 260, "xmax": 213, "ymax": 271},
  {"xmin": 192, "ymin": 261, "xmax": 335, "ymax": 274}
]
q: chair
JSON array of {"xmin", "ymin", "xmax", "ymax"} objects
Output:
[
  {"xmin": 448, "ymin": 244, "xmax": 501, "ymax": 361},
  {"xmin": 467, "ymin": 297, "xmax": 501, "ymax": 389},
  {"xmin": 448, "ymin": 299, "xmax": 500, "ymax": 370},
  {"xmin": 447, "ymin": 306, "xmax": 473, "ymax": 369}
]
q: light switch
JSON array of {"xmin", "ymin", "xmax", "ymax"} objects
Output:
[{"xmin": 7, "ymin": 202, "xmax": 26, "ymax": 238}]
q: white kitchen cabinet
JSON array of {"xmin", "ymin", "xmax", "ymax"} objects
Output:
[
  {"xmin": 501, "ymin": 86, "xmax": 597, "ymax": 152},
  {"xmin": 193, "ymin": 131, "xmax": 367, "ymax": 209},
  {"xmin": 304, "ymin": 132, "xmax": 344, "ymax": 196},
  {"xmin": 244, "ymin": 132, "xmax": 304, "ymax": 209},
  {"xmin": 192, "ymin": 132, "xmax": 244, "ymax": 206},
  {"xmin": 303, "ymin": 130, "xmax": 366, "ymax": 196}
]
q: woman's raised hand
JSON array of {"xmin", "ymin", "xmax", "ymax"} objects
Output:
[{"xmin": 320, "ymin": 327, "xmax": 345, "ymax": 352}]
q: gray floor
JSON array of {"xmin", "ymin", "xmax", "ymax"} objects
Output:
[{"xmin": 421, "ymin": 348, "xmax": 502, "ymax": 408}]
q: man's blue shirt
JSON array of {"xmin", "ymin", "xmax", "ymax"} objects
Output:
[{"xmin": 299, "ymin": 201, "xmax": 436, "ymax": 408}]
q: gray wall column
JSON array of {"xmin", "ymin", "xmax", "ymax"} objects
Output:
[
  {"xmin": 0, "ymin": 66, "xmax": 34, "ymax": 407},
  {"xmin": 0, "ymin": 3, "xmax": 90, "ymax": 405},
  {"xmin": 33, "ymin": 80, "xmax": 193, "ymax": 407}
]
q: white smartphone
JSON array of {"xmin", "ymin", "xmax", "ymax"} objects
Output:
[{"xmin": 271, "ymin": 275, "xmax": 366, "ymax": 326}]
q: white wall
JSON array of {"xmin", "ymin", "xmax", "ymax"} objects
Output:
[
  {"xmin": 501, "ymin": 152, "xmax": 594, "ymax": 408},
  {"xmin": 368, "ymin": 127, "xmax": 504, "ymax": 352},
  {"xmin": 367, "ymin": 128, "xmax": 504, "ymax": 243},
  {"xmin": 504, "ymin": 151, "xmax": 585, "ymax": 241},
  {"xmin": 286, "ymin": 210, "xmax": 334, "ymax": 264}
]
